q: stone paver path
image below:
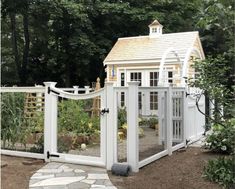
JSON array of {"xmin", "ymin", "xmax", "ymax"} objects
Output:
[{"xmin": 29, "ymin": 162, "xmax": 117, "ymax": 189}]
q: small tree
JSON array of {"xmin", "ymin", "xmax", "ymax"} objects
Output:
[
  {"xmin": 189, "ymin": 55, "xmax": 233, "ymax": 127},
  {"xmin": 190, "ymin": 55, "xmax": 235, "ymax": 188}
]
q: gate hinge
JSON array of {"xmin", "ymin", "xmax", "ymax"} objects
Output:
[
  {"xmin": 48, "ymin": 87, "xmax": 60, "ymax": 95},
  {"xmin": 185, "ymin": 92, "xmax": 190, "ymax": 98},
  {"xmin": 47, "ymin": 151, "xmax": 60, "ymax": 159},
  {"xmin": 100, "ymin": 108, "xmax": 109, "ymax": 115}
]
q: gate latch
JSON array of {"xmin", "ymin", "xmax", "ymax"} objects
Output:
[
  {"xmin": 100, "ymin": 108, "xmax": 109, "ymax": 115},
  {"xmin": 47, "ymin": 151, "xmax": 60, "ymax": 159}
]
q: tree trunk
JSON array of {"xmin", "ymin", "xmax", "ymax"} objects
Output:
[
  {"xmin": 9, "ymin": 12, "xmax": 21, "ymax": 81},
  {"xmin": 21, "ymin": 9, "xmax": 30, "ymax": 85}
]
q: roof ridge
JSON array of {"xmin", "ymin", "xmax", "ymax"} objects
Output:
[{"xmin": 118, "ymin": 31, "xmax": 199, "ymax": 41}]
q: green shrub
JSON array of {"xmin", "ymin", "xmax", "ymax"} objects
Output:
[
  {"xmin": 58, "ymin": 99, "xmax": 100, "ymax": 136},
  {"xmin": 204, "ymin": 119, "xmax": 235, "ymax": 154},
  {"xmin": 203, "ymin": 157, "xmax": 235, "ymax": 188},
  {"xmin": 139, "ymin": 117, "xmax": 158, "ymax": 129}
]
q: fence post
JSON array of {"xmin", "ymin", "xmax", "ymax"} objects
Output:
[
  {"xmin": 43, "ymin": 82, "xmax": 58, "ymax": 162},
  {"xmin": 105, "ymin": 82, "xmax": 115, "ymax": 170},
  {"xmin": 127, "ymin": 81, "xmax": 139, "ymax": 172},
  {"xmin": 85, "ymin": 86, "xmax": 90, "ymax": 94},
  {"xmin": 73, "ymin": 86, "xmax": 79, "ymax": 94},
  {"xmin": 183, "ymin": 88, "xmax": 187, "ymax": 146},
  {"xmin": 166, "ymin": 86, "xmax": 173, "ymax": 156}
]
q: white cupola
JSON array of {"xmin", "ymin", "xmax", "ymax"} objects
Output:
[{"xmin": 148, "ymin": 20, "xmax": 163, "ymax": 37}]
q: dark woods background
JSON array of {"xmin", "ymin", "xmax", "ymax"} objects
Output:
[{"xmin": 1, "ymin": 0, "xmax": 234, "ymax": 87}]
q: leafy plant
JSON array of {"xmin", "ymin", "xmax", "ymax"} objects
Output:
[
  {"xmin": 139, "ymin": 117, "xmax": 158, "ymax": 129},
  {"xmin": 1, "ymin": 92, "xmax": 44, "ymax": 151},
  {"xmin": 118, "ymin": 107, "xmax": 127, "ymax": 129},
  {"xmin": 58, "ymin": 99, "xmax": 100, "ymax": 136},
  {"xmin": 1, "ymin": 92, "xmax": 25, "ymax": 149},
  {"xmin": 204, "ymin": 119, "xmax": 235, "ymax": 154},
  {"xmin": 203, "ymin": 157, "xmax": 235, "ymax": 188}
]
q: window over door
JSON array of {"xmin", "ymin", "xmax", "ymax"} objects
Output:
[
  {"xmin": 130, "ymin": 72, "xmax": 142, "ymax": 86},
  {"xmin": 150, "ymin": 72, "xmax": 159, "ymax": 86}
]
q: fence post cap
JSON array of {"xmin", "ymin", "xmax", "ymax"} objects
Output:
[{"xmin": 43, "ymin": 82, "xmax": 57, "ymax": 87}]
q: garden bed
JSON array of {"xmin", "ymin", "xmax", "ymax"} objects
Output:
[{"xmin": 109, "ymin": 147, "xmax": 223, "ymax": 189}]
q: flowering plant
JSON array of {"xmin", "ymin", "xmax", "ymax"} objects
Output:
[{"xmin": 204, "ymin": 119, "xmax": 235, "ymax": 154}]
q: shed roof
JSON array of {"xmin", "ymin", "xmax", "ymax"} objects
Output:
[{"xmin": 104, "ymin": 31, "xmax": 204, "ymax": 65}]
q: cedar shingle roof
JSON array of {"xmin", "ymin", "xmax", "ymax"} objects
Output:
[{"xmin": 104, "ymin": 31, "xmax": 201, "ymax": 64}]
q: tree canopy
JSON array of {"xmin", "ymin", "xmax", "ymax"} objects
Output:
[{"xmin": 1, "ymin": 0, "xmax": 234, "ymax": 87}]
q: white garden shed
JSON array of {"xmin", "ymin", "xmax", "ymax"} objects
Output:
[{"xmin": 104, "ymin": 20, "xmax": 205, "ymax": 116}]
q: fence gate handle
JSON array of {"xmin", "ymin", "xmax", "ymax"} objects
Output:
[{"xmin": 100, "ymin": 108, "xmax": 109, "ymax": 115}]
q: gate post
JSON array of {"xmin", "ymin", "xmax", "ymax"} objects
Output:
[
  {"xmin": 127, "ymin": 82, "xmax": 139, "ymax": 172},
  {"xmin": 43, "ymin": 82, "xmax": 58, "ymax": 162},
  {"xmin": 106, "ymin": 82, "xmax": 115, "ymax": 170},
  {"xmin": 166, "ymin": 86, "xmax": 173, "ymax": 155}
]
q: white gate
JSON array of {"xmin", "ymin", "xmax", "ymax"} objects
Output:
[{"xmin": 43, "ymin": 82, "xmax": 107, "ymax": 167}]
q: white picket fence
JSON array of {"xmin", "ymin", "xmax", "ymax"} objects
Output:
[{"xmin": 0, "ymin": 82, "xmax": 205, "ymax": 173}]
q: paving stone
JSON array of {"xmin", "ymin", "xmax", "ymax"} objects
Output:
[
  {"xmin": 68, "ymin": 181, "xmax": 90, "ymax": 189},
  {"xmin": 29, "ymin": 179, "xmax": 41, "ymax": 185},
  {"xmin": 87, "ymin": 174, "xmax": 109, "ymax": 180},
  {"xmin": 32, "ymin": 173, "xmax": 43, "ymax": 177},
  {"xmin": 74, "ymin": 169, "xmax": 85, "ymax": 173},
  {"xmin": 63, "ymin": 168, "xmax": 74, "ymax": 172},
  {"xmin": 55, "ymin": 171, "xmax": 76, "ymax": 177},
  {"xmin": 80, "ymin": 179, "xmax": 96, "ymax": 185},
  {"xmin": 31, "ymin": 174, "xmax": 55, "ymax": 180},
  {"xmin": 30, "ymin": 176, "xmax": 86, "ymax": 187},
  {"xmin": 59, "ymin": 165, "xmax": 70, "ymax": 169},
  {"xmin": 104, "ymin": 180, "xmax": 113, "ymax": 186},
  {"xmin": 29, "ymin": 186, "xmax": 43, "ymax": 189},
  {"xmin": 43, "ymin": 185, "xmax": 67, "ymax": 189},
  {"xmin": 43, "ymin": 162, "xmax": 63, "ymax": 169},
  {"xmin": 37, "ymin": 168, "xmax": 63, "ymax": 174},
  {"xmin": 86, "ymin": 168, "xmax": 107, "ymax": 174},
  {"xmin": 91, "ymin": 184, "xmax": 106, "ymax": 188},
  {"xmin": 105, "ymin": 186, "xmax": 117, "ymax": 189},
  {"xmin": 94, "ymin": 180, "xmax": 105, "ymax": 185},
  {"xmin": 74, "ymin": 172, "xmax": 88, "ymax": 177}
]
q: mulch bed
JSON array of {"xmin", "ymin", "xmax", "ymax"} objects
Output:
[
  {"xmin": 109, "ymin": 147, "xmax": 223, "ymax": 189},
  {"xmin": 1, "ymin": 155, "xmax": 45, "ymax": 189}
]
